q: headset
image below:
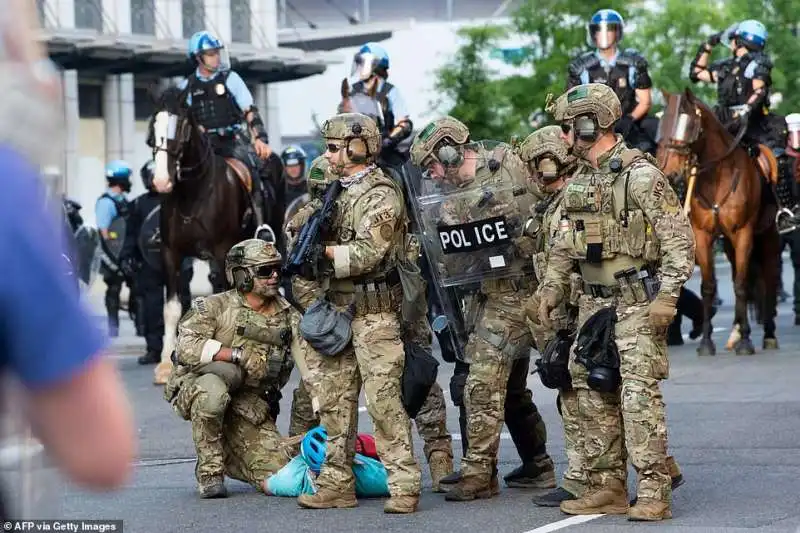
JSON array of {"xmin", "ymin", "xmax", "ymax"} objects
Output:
[
  {"xmin": 231, "ymin": 267, "xmax": 254, "ymax": 292},
  {"xmin": 573, "ymin": 114, "xmax": 600, "ymax": 142}
]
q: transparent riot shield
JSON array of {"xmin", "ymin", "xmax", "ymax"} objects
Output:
[
  {"xmin": 410, "ymin": 142, "xmax": 531, "ymax": 287},
  {"xmin": 138, "ymin": 204, "xmax": 163, "ymax": 272}
]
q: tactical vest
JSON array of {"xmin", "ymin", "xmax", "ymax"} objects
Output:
[
  {"xmin": 715, "ymin": 54, "xmax": 770, "ymax": 109},
  {"xmin": 187, "ymin": 71, "xmax": 242, "ymax": 132},
  {"xmin": 100, "ymin": 193, "xmax": 130, "ymax": 221},
  {"xmin": 232, "ymin": 304, "xmax": 293, "ymax": 388},
  {"xmin": 559, "ymin": 148, "xmax": 661, "ymax": 284},
  {"xmin": 571, "ymin": 52, "xmax": 640, "ymax": 116},
  {"xmin": 350, "ymin": 80, "xmax": 395, "ymax": 138}
]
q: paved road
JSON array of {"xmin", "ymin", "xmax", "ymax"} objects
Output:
[{"xmin": 57, "ymin": 255, "xmax": 800, "ymax": 533}]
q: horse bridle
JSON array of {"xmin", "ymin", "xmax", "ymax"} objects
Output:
[{"xmin": 151, "ymin": 110, "xmax": 211, "ymax": 181}]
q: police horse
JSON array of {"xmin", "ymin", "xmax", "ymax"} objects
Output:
[
  {"xmin": 656, "ymin": 87, "xmax": 780, "ymax": 356},
  {"xmin": 147, "ymin": 86, "xmax": 283, "ymax": 385}
]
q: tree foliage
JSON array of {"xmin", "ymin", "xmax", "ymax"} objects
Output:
[{"xmin": 432, "ymin": 0, "xmax": 800, "ymax": 136}]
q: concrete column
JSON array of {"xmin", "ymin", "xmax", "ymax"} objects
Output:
[
  {"xmin": 62, "ymin": 70, "xmax": 80, "ymax": 198},
  {"xmin": 257, "ymin": 84, "xmax": 281, "ymax": 150},
  {"xmin": 103, "ymin": 75, "xmax": 122, "ymax": 161},
  {"xmin": 205, "ymin": 0, "xmax": 231, "ymax": 43},
  {"xmin": 155, "ymin": 0, "xmax": 181, "ymax": 39},
  {"xmin": 250, "ymin": 0, "xmax": 277, "ymax": 48},
  {"xmin": 119, "ymin": 74, "xmax": 137, "ymax": 165}
]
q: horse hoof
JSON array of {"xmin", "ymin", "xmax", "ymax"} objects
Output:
[
  {"xmin": 153, "ymin": 360, "xmax": 174, "ymax": 385},
  {"xmin": 697, "ymin": 341, "xmax": 716, "ymax": 356},
  {"xmin": 735, "ymin": 339, "xmax": 756, "ymax": 356},
  {"xmin": 725, "ymin": 324, "xmax": 742, "ymax": 351},
  {"xmin": 763, "ymin": 338, "xmax": 779, "ymax": 350}
]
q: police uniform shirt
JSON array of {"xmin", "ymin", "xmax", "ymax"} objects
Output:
[{"xmin": 95, "ymin": 188, "xmax": 127, "ymax": 231}]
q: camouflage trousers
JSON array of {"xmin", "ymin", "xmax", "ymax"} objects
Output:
[
  {"xmin": 304, "ymin": 311, "xmax": 422, "ymax": 497},
  {"xmin": 570, "ymin": 295, "xmax": 672, "ymax": 503},
  {"xmin": 174, "ymin": 374, "xmax": 291, "ymax": 490},
  {"xmin": 461, "ymin": 288, "xmax": 538, "ymax": 479}
]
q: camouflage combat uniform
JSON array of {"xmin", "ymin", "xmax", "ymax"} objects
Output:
[
  {"xmin": 297, "ymin": 113, "xmax": 421, "ymax": 514},
  {"xmin": 164, "ymin": 240, "xmax": 304, "ymax": 496},
  {"xmin": 539, "ymin": 84, "xmax": 695, "ymax": 520}
]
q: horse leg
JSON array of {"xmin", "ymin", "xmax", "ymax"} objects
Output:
[
  {"xmin": 730, "ymin": 226, "xmax": 756, "ymax": 355},
  {"xmin": 155, "ymin": 247, "xmax": 182, "ymax": 385},
  {"xmin": 695, "ymin": 229, "xmax": 717, "ymax": 356},
  {"xmin": 761, "ymin": 228, "xmax": 780, "ymax": 349}
]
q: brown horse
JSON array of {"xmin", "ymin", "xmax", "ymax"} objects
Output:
[{"xmin": 656, "ymin": 87, "xmax": 780, "ymax": 356}]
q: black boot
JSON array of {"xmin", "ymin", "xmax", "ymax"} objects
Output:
[
  {"xmin": 532, "ymin": 487, "xmax": 578, "ymax": 507},
  {"xmin": 439, "ymin": 403, "xmax": 469, "ymax": 490},
  {"xmin": 503, "ymin": 455, "xmax": 556, "ymax": 489},
  {"xmin": 667, "ymin": 315, "xmax": 684, "ymax": 346}
]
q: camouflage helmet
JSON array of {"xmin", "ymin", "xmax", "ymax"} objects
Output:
[
  {"xmin": 546, "ymin": 83, "xmax": 622, "ymax": 129},
  {"xmin": 307, "ymin": 155, "xmax": 334, "ymax": 197},
  {"xmin": 518, "ymin": 125, "xmax": 576, "ymax": 168},
  {"xmin": 410, "ymin": 116, "xmax": 470, "ymax": 167},
  {"xmin": 225, "ymin": 238, "xmax": 282, "ymax": 287},
  {"xmin": 320, "ymin": 112, "xmax": 381, "ymax": 162}
]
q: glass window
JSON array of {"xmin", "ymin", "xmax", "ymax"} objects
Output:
[
  {"xmin": 131, "ymin": 0, "xmax": 156, "ymax": 35},
  {"xmin": 74, "ymin": 0, "xmax": 102, "ymax": 31},
  {"xmin": 78, "ymin": 84, "xmax": 103, "ymax": 118},
  {"xmin": 230, "ymin": 0, "xmax": 252, "ymax": 43},
  {"xmin": 182, "ymin": 0, "xmax": 205, "ymax": 39}
]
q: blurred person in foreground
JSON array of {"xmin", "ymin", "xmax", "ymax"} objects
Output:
[{"xmin": 0, "ymin": 0, "xmax": 136, "ymax": 517}]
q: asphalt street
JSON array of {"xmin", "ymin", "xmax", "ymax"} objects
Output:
[{"xmin": 55, "ymin": 254, "xmax": 800, "ymax": 533}]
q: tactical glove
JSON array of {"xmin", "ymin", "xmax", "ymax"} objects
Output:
[
  {"xmin": 648, "ymin": 294, "xmax": 678, "ymax": 329},
  {"xmin": 707, "ymin": 31, "xmax": 723, "ymax": 46},
  {"xmin": 537, "ymin": 287, "xmax": 562, "ymax": 329}
]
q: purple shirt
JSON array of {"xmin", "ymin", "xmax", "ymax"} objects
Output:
[{"xmin": 0, "ymin": 146, "xmax": 106, "ymax": 389}]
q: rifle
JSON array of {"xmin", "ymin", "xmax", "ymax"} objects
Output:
[{"xmin": 283, "ymin": 179, "xmax": 343, "ymax": 280}]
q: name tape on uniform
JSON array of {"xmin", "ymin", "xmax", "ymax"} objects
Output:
[{"xmin": 437, "ymin": 216, "xmax": 510, "ymax": 254}]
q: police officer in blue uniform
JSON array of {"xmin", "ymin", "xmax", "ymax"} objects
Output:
[
  {"xmin": 690, "ymin": 20, "xmax": 796, "ymax": 217},
  {"xmin": 95, "ymin": 160, "xmax": 135, "ymax": 337},
  {"xmin": 280, "ymin": 144, "xmax": 308, "ymax": 207},
  {"xmin": 566, "ymin": 9, "xmax": 658, "ymax": 154},
  {"xmin": 344, "ymin": 42, "xmax": 413, "ymax": 168},
  {"xmin": 178, "ymin": 30, "xmax": 273, "ymax": 223},
  {"xmin": 119, "ymin": 161, "xmax": 194, "ymax": 365}
]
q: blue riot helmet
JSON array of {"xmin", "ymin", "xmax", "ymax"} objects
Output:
[
  {"xmin": 281, "ymin": 145, "xmax": 308, "ymax": 185},
  {"xmin": 105, "ymin": 160, "xmax": 132, "ymax": 192},
  {"xmin": 140, "ymin": 160, "xmax": 156, "ymax": 192},
  {"xmin": 587, "ymin": 9, "xmax": 624, "ymax": 50},
  {"xmin": 187, "ymin": 30, "xmax": 231, "ymax": 72},
  {"xmin": 734, "ymin": 20, "xmax": 767, "ymax": 51},
  {"xmin": 301, "ymin": 426, "xmax": 328, "ymax": 475},
  {"xmin": 351, "ymin": 42, "xmax": 390, "ymax": 81}
]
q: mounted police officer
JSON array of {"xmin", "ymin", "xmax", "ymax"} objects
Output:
[
  {"xmin": 95, "ymin": 160, "xmax": 135, "ymax": 337},
  {"xmin": 342, "ymin": 42, "xmax": 413, "ymax": 169},
  {"xmin": 120, "ymin": 161, "xmax": 194, "ymax": 365},
  {"xmin": 567, "ymin": 9, "xmax": 658, "ymax": 155},
  {"xmin": 689, "ymin": 21, "xmax": 796, "ymax": 219},
  {"xmin": 409, "ymin": 117, "xmax": 555, "ymax": 500},
  {"xmin": 281, "ymin": 144, "xmax": 308, "ymax": 208},
  {"xmin": 178, "ymin": 30, "xmax": 273, "ymax": 225}
]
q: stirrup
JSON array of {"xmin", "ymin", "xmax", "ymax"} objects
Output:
[
  {"xmin": 776, "ymin": 207, "xmax": 797, "ymax": 235},
  {"xmin": 255, "ymin": 223, "xmax": 276, "ymax": 243}
]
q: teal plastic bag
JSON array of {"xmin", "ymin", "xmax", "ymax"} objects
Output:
[
  {"xmin": 265, "ymin": 456, "xmax": 316, "ymax": 496},
  {"xmin": 353, "ymin": 454, "xmax": 390, "ymax": 498},
  {"xmin": 266, "ymin": 454, "xmax": 389, "ymax": 498}
]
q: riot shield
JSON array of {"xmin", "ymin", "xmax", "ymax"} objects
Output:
[
  {"xmin": 100, "ymin": 216, "xmax": 126, "ymax": 270},
  {"xmin": 409, "ymin": 142, "xmax": 530, "ymax": 288},
  {"xmin": 283, "ymin": 193, "xmax": 311, "ymax": 234},
  {"xmin": 138, "ymin": 205, "xmax": 163, "ymax": 271},
  {"xmin": 72, "ymin": 225, "xmax": 99, "ymax": 285}
]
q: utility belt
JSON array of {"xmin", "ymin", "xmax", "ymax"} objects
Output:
[
  {"xmin": 481, "ymin": 272, "xmax": 535, "ymax": 294},
  {"xmin": 582, "ymin": 265, "xmax": 659, "ymax": 305},
  {"xmin": 206, "ymin": 124, "xmax": 244, "ymax": 137},
  {"xmin": 327, "ymin": 269, "xmax": 401, "ymax": 315}
]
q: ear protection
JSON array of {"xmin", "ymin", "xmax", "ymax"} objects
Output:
[
  {"xmin": 574, "ymin": 115, "xmax": 600, "ymax": 142},
  {"xmin": 345, "ymin": 137, "xmax": 371, "ymax": 162},
  {"xmin": 231, "ymin": 267, "xmax": 254, "ymax": 292}
]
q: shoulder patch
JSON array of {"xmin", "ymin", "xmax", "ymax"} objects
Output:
[{"xmin": 192, "ymin": 297, "xmax": 207, "ymax": 314}]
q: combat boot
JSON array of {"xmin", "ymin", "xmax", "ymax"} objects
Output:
[
  {"xmin": 444, "ymin": 472, "xmax": 499, "ymax": 502},
  {"xmin": 503, "ymin": 454, "xmax": 556, "ymax": 489},
  {"xmin": 429, "ymin": 451, "xmax": 454, "ymax": 493},
  {"xmin": 297, "ymin": 487, "xmax": 358, "ymax": 509},
  {"xmin": 628, "ymin": 498, "xmax": 672, "ymax": 521},
  {"xmin": 560, "ymin": 479, "xmax": 628, "ymax": 515},
  {"xmin": 630, "ymin": 457, "xmax": 684, "ymax": 505},
  {"xmin": 197, "ymin": 476, "xmax": 227, "ymax": 499},
  {"xmin": 384, "ymin": 495, "xmax": 419, "ymax": 514},
  {"xmin": 532, "ymin": 487, "xmax": 578, "ymax": 507},
  {"xmin": 138, "ymin": 350, "xmax": 160, "ymax": 365},
  {"xmin": 438, "ymin": 469, "xmax": 462, "ymax": 491}
]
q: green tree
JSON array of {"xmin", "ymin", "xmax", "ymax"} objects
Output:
[{"xmin": 431, "ymin": 25, "xmax": 519, "ymax": 140}]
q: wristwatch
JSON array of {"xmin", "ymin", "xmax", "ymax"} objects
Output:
[{"xmin": 230, "ymin": 347, "xmax": 243, "ymax": 364}]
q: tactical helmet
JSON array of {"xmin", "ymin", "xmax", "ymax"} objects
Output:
[
  {"xmin": 224, "ymin": 238, "xmax": 282, "ymax": 291},
  {"xmin": 105, "ymin": 160, "xmax": 132, "ymax": 185},
  {"xmin": 307, "ymin": 155, "xmax": 333, "ymax": 195},
  {"xmin": 546, "ymin": 83, "xmax": 622, "ymax": 130},
  {"xmin": 281, "ymin": 145, "xmax": 307, "ymax": 167},
  {"xmin": 301, "ymin": 426, "xmax": 328, "ymax": 475},
  {"xmin": 187, "ymin": 30, "xmax": 230, "ymax": 71},
  {"xmin": 352, "ymin": 42, "xmax": 390, "ymax": 81},
  {"xmin": 140, "ymin": 160, "xmax": 156, "ymax": 191},
  {"xmin": 734, "ymin": 20, "xmax": 767, "ymax": 51},
  {"xmin": 409, "ymin": 116, "xmax": 470, "ymax": 167},
  {"xmin": 320, "ymin": 113, "xmax": 381, "ymax": 162},
  {"xmin": 588, "ymin": 9, "xmax": 624, "ymax": 49},
  {"xmin": 518, "ymin": 125, "xmax": 577, "ymax": 182},
  {"xmin": 786, "ymin": 113, "xmax": 800, "ymax": 149}
]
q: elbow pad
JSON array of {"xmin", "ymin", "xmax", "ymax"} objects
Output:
[{"xmin": 689, "ymin": 43, "xmax": 710, "ymax": 83}]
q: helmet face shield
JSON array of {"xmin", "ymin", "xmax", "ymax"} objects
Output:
[
  {"xmin": 351, "ymin": 52, "xmax": 377, "ymax": 81},
  {"xmin": 589, "ymin": 22, "xmax": 621, "ymax": 49}
]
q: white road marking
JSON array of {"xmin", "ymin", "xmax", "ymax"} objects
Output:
[
  {"xmin": 452, "ymin": 433, "xmax": 511, "ymax": 441},
  {"xmin": 520, "ymin": 514, "xmax": 604, "ymax": 533}
]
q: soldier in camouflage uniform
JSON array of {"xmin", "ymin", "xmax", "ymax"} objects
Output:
[
  {"xmin": 537, "ymin": 83, "xmax": 695, "ymax": 521},
  {"xmin": 164, "ymin": 238, "xmax": 306, "ymax": 498},
  {"xmin": 285, "ymin": 155, "xmax": 454, "ymax": 491},
  {"xmin": 296, "ymin": 113, "xmax": 421, "ymax": 514},
  {"xmin": 409, "ymin": 116, "xmax": 555, "ymax": 501}
]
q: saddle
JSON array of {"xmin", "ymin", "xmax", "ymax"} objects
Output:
[
  {"xmin": 754, "ymin": 144, "xmax": 778, "ymax": 185},
  {"xmin": 225, "ymin": 158, "xmax": 252, "ymax": 193}
]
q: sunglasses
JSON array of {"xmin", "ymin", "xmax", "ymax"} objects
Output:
[
  {"xmin": 560, "ymin": 123, "xmax": 572, "ymax": 135},
  {"xmin": 253, "ymin": 265, "xmax": 280, "ymax": 278},
  {"xmin": 326, "ymin": 143, "xmax": 343, "ymax": 153}
]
